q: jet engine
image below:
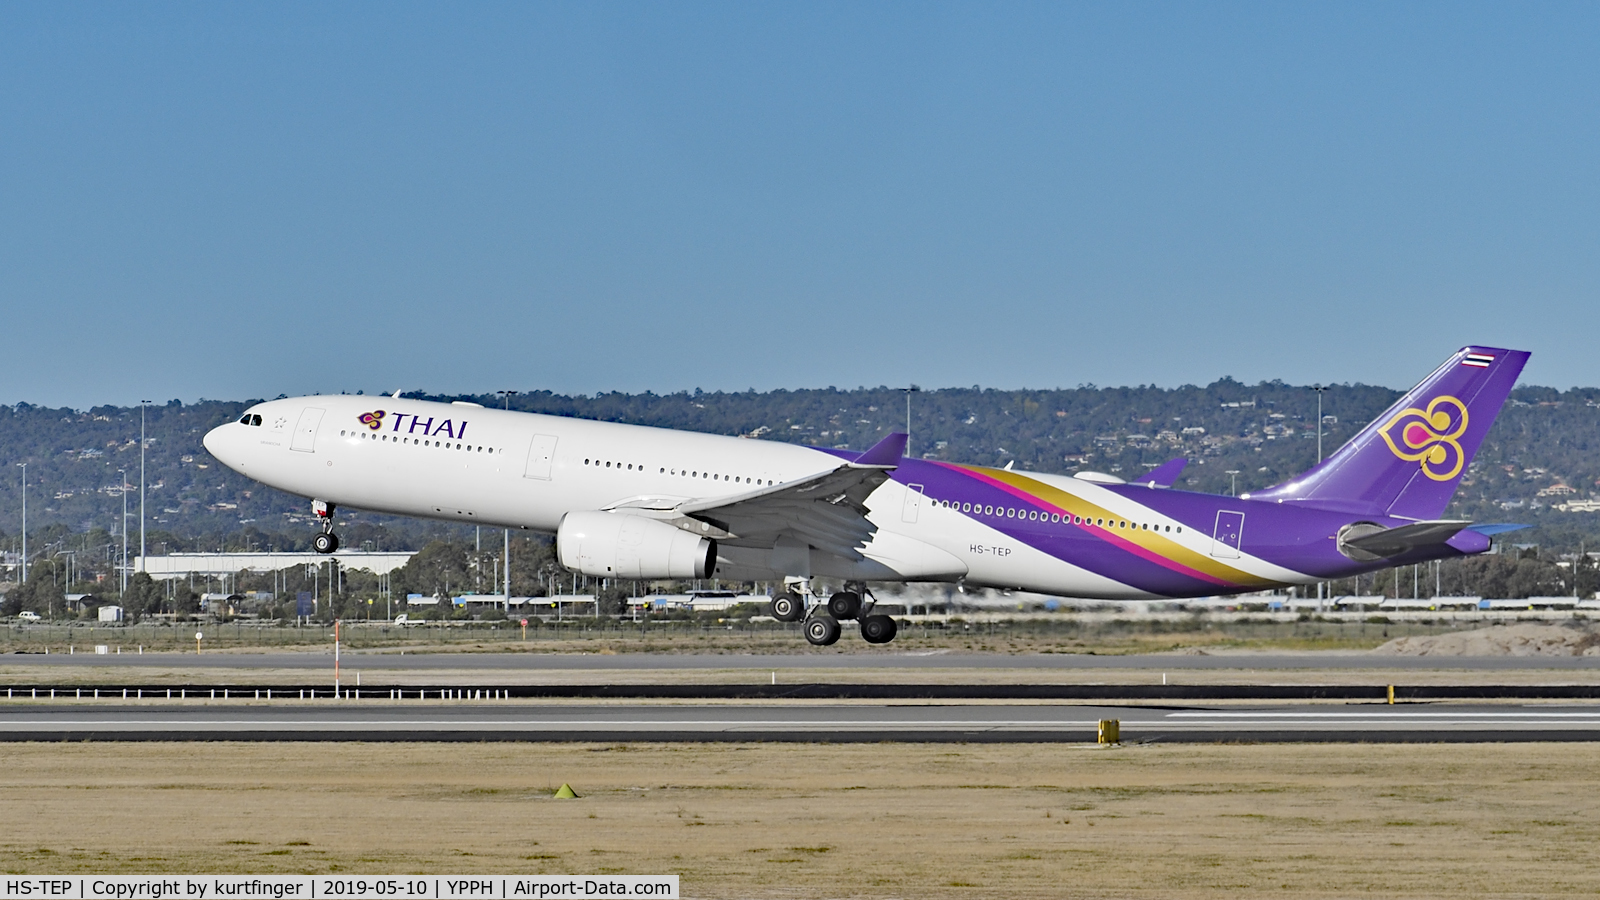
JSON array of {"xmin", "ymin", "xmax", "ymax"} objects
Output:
[{"xmin": 557, "ymin": 511, "xmax": 717, "ymax": 579}]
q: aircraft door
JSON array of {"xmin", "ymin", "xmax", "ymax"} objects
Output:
[
  {"xmin": 290, "ymin": 407, "xmax": 325, "ymax": 453},
  {"xmin": 1211, "ymin": 510, "xmax": 1244, "ymax": 558},
  {"xmin": 901, "ymin": 484, "xmax": 925, "ymax": 524},
  {"xmin": 524, "ymin": 434, "xmax": 558, "ymax": 480}
]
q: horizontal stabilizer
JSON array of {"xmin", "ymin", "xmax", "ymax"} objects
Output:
[
  {"xmin": 1133, "ymin": 458, "xmax": 1187, "ymax": 488},
  {"xmin": 1465, "ymin": 523, "xmax": 1529, "ymax": 537},
  {"xmin": 1338, "ymin": 519, "xmax": 1474, "ymax": 560},
  {"xmin": 853, "ymin": 432, "xmax": 906, "ymax": 468}
]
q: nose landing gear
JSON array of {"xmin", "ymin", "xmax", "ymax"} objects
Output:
[{"xmin": 311, "ymin": 500, "xmax": 340, "ymax": 554}]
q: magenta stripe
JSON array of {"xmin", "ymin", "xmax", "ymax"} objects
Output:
[{"xmin": 1090, "ymin": 527, "xmax": 1234, "ymax": 587}]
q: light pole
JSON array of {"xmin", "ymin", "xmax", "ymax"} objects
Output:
[
  {"xmin": 498, "ymin": 390, "xmax": 518, "ymax": 611},
  {"xmin": 56, "ymin": 550, "xmax": 75, "ymax": 616},
  {"xmin": 16, "ymin": 463, "xmax": 25, "ymax": 583},
  {"xmin": 901, "ymin": 386, "xmax": 920, "ymax": 456},
  {"xmin": 139, "ymin": 400, "xmax": 150, "ymax": 575},
  {"xmin": 1311, "ymin": 385, "xmax": 1328, "ymax": 464},
  {"xmin": 119, "ymin": 468, "xmax": 128, "ymax": 595},
  {"xmin": 1309, "ymin": 384, "xmax": 1330, "ymax": 606},
  {"xmin": 1226, "ymin": 469, "xmax": 1241, "ymax": 497}
]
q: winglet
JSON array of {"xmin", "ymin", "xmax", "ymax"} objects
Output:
[
  {"xmin": 1133, "ymin": 458, "xmax": 1187, "ymax": 488},
  {"xmin": 853, "ymin": 432, "xmax": 907, "ymax": 468}
]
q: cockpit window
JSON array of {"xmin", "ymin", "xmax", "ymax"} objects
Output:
[
  {"xmin": 251, "ymin": 414, "xmax": 262, "ymax": 426},
  {"xmin": 239, "ymin": 414, "xmax": 263, "ymax": 426},
  {"xmin": 239, "ymin": 415, "xmax": 251, "ymax": 425}
]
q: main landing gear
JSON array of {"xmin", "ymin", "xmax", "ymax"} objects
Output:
[
  {"xmin": 311, "ymin": 499, "xmax": 340, "ymax": 554},
  {"xmin": 769, "ymin": 590, "xmax": 805, "ymax": 623},
  {"xmin": 771, "ymin": 579, "xmax": 899, "ymax": 646},
  {"xmin": 804, "ymin": 616, "xmax": 842, "ymax": 646}
]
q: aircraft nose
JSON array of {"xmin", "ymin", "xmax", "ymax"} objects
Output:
[{"xmin": 202, "ymin": 423, "xmax": 228, "ymax": 460}]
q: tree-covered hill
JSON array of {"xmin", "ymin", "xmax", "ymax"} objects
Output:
[{"xmin": 2, "ymin": 379, "xmax": 1599, "ymax": 570}]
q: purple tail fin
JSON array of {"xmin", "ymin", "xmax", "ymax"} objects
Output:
[{"xmin": 1249, "ymin": 346, "xmax": 1529, "ymax": 520}]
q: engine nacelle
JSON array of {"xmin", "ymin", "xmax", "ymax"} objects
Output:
[{"xmin": 557, "ymin": 511, "xmax": 717, "ymax": 579}]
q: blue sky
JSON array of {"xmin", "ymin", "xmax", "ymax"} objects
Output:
[{"xmin": 3, "ymin": 2, "xmax": 1598, "ymax": 407}]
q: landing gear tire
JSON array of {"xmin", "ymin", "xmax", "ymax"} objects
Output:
[
  {"xmin": 311, "ymin": 500, "xmax": 339, "ymax": 554},
  {"xmin": 860, "ymin": 614, "xmax": 898, "ymax": 644},
  {"xmin": 804, "ymin": 616, "xmax": 842, "ymax": 646},
  {"xmin": 769, "ymin": 592, "xmax": 805, "ymax": 622},
  {"xmin": 827, "ymin": 591, "xmax": 862, "ymax": 620}
]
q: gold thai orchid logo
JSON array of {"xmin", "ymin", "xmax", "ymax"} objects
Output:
[
  {"xmin": 358, "ymin": 410, "xmax": 386, "ymax": 430},
  {"xmin": 1379, "ymin": 395, "xmax": 1468, "ymax": 481}
]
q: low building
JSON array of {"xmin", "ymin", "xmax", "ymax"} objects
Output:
[
  {"xmin": 201, "ymin": 592, "xmax": 243, "ymax": 613},
  {"xmin": 135, "ymin": 550, "xmax": 414, "ymax": 579},
  {"xmin": 629, "ymin": 591, "xmax": 761, "ymax": 612}
]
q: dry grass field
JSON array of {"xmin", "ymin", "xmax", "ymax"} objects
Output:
[
  {"xmin": 0, "ymin": 614, "xmax": 1514, "ymax": 657},
  {"xmin": 2, "ymin": 741, "xmax": 1598, "ymax": 898},
  {"xmin": 7, "ymin": 660, "xmax": 1600, "ymax": 689}
]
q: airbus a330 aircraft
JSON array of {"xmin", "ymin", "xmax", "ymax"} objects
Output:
[{"xmin": 204, "ymin": 346, "xmax": 1527, "ymax": 646}]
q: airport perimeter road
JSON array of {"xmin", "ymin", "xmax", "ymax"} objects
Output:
[
  {"xmin": 1, "ymin": 702, "xmax": 1599, "ymax": 742},
  {"xmin": 7, "ymin": 651, "xmax": 1600, "ymax": 670}
]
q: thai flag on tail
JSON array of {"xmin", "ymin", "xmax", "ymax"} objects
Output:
[{"xmin": 1462, "ymin": 353, "xmax": 1495, "ymax": 368}]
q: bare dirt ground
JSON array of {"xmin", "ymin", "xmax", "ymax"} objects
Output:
[
  {"xmin": 1377, "ymin": 621, "xmax": 1600, "ymax": 656},
  {"xmin": 2, "ymin": 742, "xmax": 1598, "ymax": 898}
]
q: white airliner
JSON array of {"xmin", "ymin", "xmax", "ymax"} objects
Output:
[{"xmin": 203, "ymin": 348, "xmax": 1527, "ymax": 646}]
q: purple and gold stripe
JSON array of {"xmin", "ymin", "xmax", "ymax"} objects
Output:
[{"xmin": 932, "ymin": 462, "xmax": 1278, "ymax": 591}]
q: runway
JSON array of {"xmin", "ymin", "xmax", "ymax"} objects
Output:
[
  {"xmin": 1, "ymin": 701, "xmax": 1598, "ymax": 742},
  {"xmin": 7, "ymin": 650, "xmax": 1600, "ymax": 670}
]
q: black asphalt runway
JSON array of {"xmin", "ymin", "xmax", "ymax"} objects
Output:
[
  {"xmin": 7, "ymin": 651, "xmax": 1600, "ymax": 670},
  {"xmin": 1, "ymin": 701, "xmax": 1597, "ymax": 742}
]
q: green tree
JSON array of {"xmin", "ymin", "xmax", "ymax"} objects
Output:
[
  {"xmin": 391, "ymin": 541, "xmax": 473, "ymax": 599},
  {"xmin": 121, "ymin": 573, "xmax": 164, "ymax": 618}
]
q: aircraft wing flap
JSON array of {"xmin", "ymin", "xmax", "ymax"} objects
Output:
[
  {"xmin": 675, "ymin": 435, "xmax": 905, "ymax": 559},
  {"xmin": 682, "ymin": 467, "xmax": 893, "ymax": 559}
]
